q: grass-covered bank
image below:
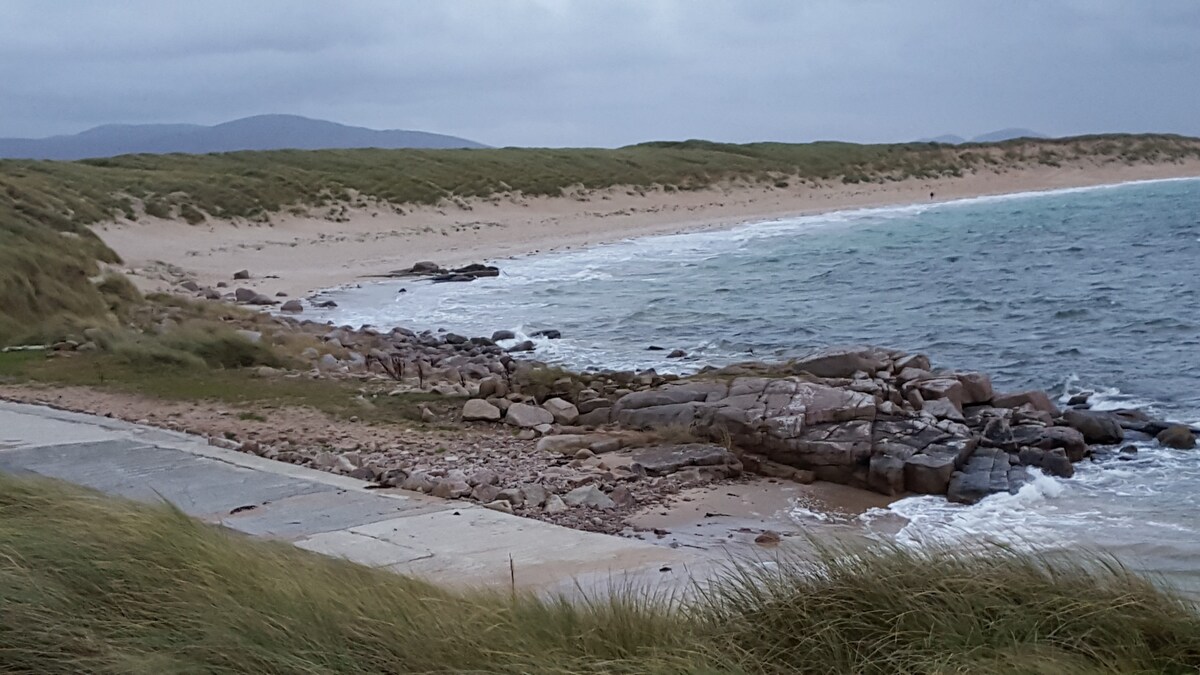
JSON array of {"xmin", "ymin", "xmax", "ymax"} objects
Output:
[
  {"xmin": 3, "ymin": 134, "xmax": 1200, "ymax": 344},
  {"xmin": 0, "ymin": 294, "xmax": 462, "ymax": 428},
  {"xmin": 2, "ymin": 473, "xmax": 1199, "ymax": 674}
]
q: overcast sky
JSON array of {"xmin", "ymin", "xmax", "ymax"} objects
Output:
[{"xmin": 2, "ymin": 1, "xmax": 1198, "ymax": 147}]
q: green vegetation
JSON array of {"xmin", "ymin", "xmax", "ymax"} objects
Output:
[
  {"xmin": 2, "ymin": 473, "xmax": 1198, "ymax": 673},
  {"xmin": 0, "ymin": 348, "xmax": 455, "ymax": 426},
  {"xmin": 3, "ymin": 133, "xmax": 1199, "ymax": 344}
]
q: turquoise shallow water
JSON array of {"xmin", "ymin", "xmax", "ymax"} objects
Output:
[{"xmin": 314, "ymin": 178, "xmax": 1200, "ymax": 589}]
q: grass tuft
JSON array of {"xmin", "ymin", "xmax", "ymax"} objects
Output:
[{"xmin": 1, "ymin": 473, "xmax": 1198, "ymax": 673}]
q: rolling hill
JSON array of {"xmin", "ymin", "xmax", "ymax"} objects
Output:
[{"xmin": 0, "ymin": 114, "xmax": 487, "ymax": 160}]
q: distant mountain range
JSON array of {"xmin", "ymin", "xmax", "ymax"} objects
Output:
[
  {"xmin": 917, "ymin": 128, "xmax": 1049, "ymax": 144},
  {"xmin": 0, "ymin": 114, "xmax": 487, "ymax": 160}
]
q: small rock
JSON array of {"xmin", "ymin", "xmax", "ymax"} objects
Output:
[
  {"xmin": 280, "ymin": 300, "xmax": 304, "ymax": 313},
  {"xmin": 521, "ymin": 484, "xmax": 549, "ymax": 508},
  {"xmin": 562, "ymin": 485, "xmax": 615, "ymax": 510},
  {"xmin": 491, "ymin": 330, "xmax": 516, "ymax": 341},
  {"xmin": 431, "ymin": 479, "xmax": 472, "ymax": 499},
  {"xmin": 233, "ymin": 269, "xmax": 250, "ymax": 280},
  {"xmin": 531, "ymin": 329, "xmax": 561, "ymax": 339},
  {"xmin": 667, "ymin": 349, "xmax": 687, "ymax": 359},
  {"xmin": 574, "ymin": 448, "xmax": 595, "ymax": 460},
  {"xmin": 754, "ymin": 531, "xmax": 782, "ymax": 545},
  {"xmin": 471, "ymin": 484, "xmax": 500, "ymax": 503},
  {"xmin": 467, "ymin": 468, "xmax": 499, "ymax": 487},
  {"xmin": 609, "ymin": 484, "xmax": 635, "ymax": 507},
  {"xmin": 400, "ymin": 473, "xmax": 436, "ymax": 492},
  {"xmin": 496, "ymin": 488, "xmax": 525, "ymax": 507},
  {"xmin": 544, "ymin": 494, "xmax": 568, "ymax": 514},
  {"xmin": 484, "ymin": 500, "xmax": 514, "ymax": 514}
]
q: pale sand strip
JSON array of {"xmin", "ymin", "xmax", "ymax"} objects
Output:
[{"xmin": 94, "ymin": 160, "xmax": 1200, "ymax": 298}]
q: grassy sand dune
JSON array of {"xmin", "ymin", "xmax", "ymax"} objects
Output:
[
  {"xmin": 3, "ymin": 134, "xmax": 1200, "ymax": 344},
  {"xmin": 2, "ymin": 473, "xmax": 1198, "ymax": 674}
]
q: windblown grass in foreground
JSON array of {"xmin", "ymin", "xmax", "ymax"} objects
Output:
[{"xmin": 1, "ymin": 474, "xmax": 1198, "ymax": 673}]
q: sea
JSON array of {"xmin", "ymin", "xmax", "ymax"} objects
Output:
[{"xmin": 310, "ymin": 177, "xmax": 1200, "ymax": 591}]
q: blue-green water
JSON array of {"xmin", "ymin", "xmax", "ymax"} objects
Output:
[{"xmin": 315, "ymin": 178, "xmax": 1200, "ymax": 586}]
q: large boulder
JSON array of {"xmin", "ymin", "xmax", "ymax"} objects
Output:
[
  {"xmin": 410, "ymin": 261, "xmax": 443, "ymax": 274},
  {"xmin": 542, "ymin": 397, "xmax": 580, "ymax": 425},
  {"xmin": 1018, "ymin": 447, "xmax": 1074, "ymax": 478},
  {"xmin": 956, "ymin": 372, "xmax": 994, "ymax": 405},
  {"xmin": 904, "ymin": 451, "xmax": 958, "ymax": 494},
  {"xmin": 612, "ymin": 383, "xmax": 726, "ymax": 414},
  {"xmin": 1062, "ymin": 409, "xmax": 1124, "ymax": 445},
  {"xmin": 1157, "ymin": 425, "xmax": 1197, "ymax": 449},
  {"xmin": 504, "ymin": 403, "xmax": 554, "ymax": 428},
  {"xmin": 867, "ymin": 454, "xmax": 906, "ymax": 495},
  {"xmin": 790, "ymin": 346, "xmax": 889, "ymax": 378},
  {"xmin": 992, "ymin": 390, "xmax": 1060, "ymax": 417},
  {"xmin": 947, "ymin": 447, "xmax": 1024, "ymax": 505},
  {"xmin": 1010, "ymin": 425, "xmax": 1088, "ymax": 462},
  {"xmin": 916, "ymin": 378, "xmax": 965, "ymax": 410},
  {"xmin": 462, "ymin": 399, "xmax": 502, "ymax": 422}
]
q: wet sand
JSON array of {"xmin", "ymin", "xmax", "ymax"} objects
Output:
[{"xmin": 628, "ymin": 478, "xmax": 897, "ymax": 555}]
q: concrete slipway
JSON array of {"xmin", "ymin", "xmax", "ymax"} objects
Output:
[{"xmin": 0, "ymin": 400, "xmax": 715, "ymax": 595}]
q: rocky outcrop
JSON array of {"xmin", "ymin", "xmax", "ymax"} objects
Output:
[
  {"xmin": 603, "ymin": 346, "xmax": 1114, "ymax": 504},
  {"xmin": 385, "ymin": 261, "xmax": 500, "ymax": 282}
]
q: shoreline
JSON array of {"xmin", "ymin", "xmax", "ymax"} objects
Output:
[{"xmin": 94, "ymin": 160, "xmax": 1200, "ymax": 299}]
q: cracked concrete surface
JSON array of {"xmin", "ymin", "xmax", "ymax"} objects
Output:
[{"xmin": 0, "ymin": 400, "xmax": 709, "ymax": 594}]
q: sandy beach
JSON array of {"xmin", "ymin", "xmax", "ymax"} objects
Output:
[{"xmin": 94, "ymin": 160, "xmax": 1200, "ymax": 298}]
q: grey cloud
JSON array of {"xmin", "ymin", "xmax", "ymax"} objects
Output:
[{"xmin": 1, "ymin": 0, "xmax": 1198, "ymax": 146}]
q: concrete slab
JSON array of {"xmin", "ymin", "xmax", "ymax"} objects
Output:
[
  {"xmin": 221, "ymin": 488, "xmax": 450, "ymax": 540},
  {"xmin": 0, "ymin": 441, "xmax": 332, "ymax": 514},
  {"xmin": 0, "ymin": 399, "xmax": 702, "ymax": 592},
  {"xmin": 348, "ymin": 507, "xmax": 686, "ymax": 587},
  {"xmin": 296, "ymin": 530, "xmax": 434, "ymax": 567}
]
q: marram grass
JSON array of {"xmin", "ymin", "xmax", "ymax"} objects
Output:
[{"xmin": 2, "ymin": 473, "xmax": 1198, "ymax": 674}]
